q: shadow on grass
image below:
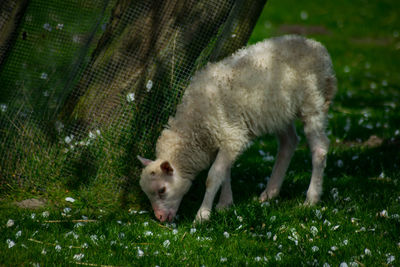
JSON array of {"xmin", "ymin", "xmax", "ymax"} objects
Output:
[{"xmin": 176, "ymin": 136, "xmax": 400, "ymax": 223}]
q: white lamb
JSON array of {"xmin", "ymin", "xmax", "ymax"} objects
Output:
[{"xmin": 138, "ymin": 35, "xmax": 337, "ymax": 223}]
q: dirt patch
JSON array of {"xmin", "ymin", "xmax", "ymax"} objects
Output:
[
  {"xmin": 350, "ymin": 37, "xmax": 392, "ymax": 46},
  {"xmin": 277, "ymin": 24, "xmax": 331, "ymax": 35},
  {"xmin": 363, "ymin": 135, "xmax": 383, "ymax": 148},
  {"xmin": 15, "ymin": 198, "xmax": 47, "ymax": 209},
  {"xmin": 338, "ymin": 135, "xmax": 384, "ymax": 149}
]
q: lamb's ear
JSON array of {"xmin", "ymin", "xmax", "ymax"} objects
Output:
[
  {"xmin": 160, "ymin": 161, "xmax": 173, "ymax": 175},
  {"xmin": 137, "ymin": 155, "xmax": 153, "ymax": 166}
]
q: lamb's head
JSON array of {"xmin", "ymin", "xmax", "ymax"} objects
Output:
[{"xmin": 137, "ymin": 156, "xmax": 192, "ymax": 222}]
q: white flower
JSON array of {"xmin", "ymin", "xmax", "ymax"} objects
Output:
[
  {"xmin": 15, "ymin": 230, "xmax": 22, "ymax": 238},
  {"xmin": 300, "ymin": 11, "xmax": 308, "ymax": 20},
  {"xmin": 356, "ymin": 227, "xmax": 366, "ymax": 233},
  {"xmin": 73, "ymin": 253, "xmax": 85, "ymax": 261},
  {"xmin": 323, "ymin": 263, "xmax": 331, "ymax": 267},
  {"xmin": 275, "ymin": 252, "xmax": 283, "ymax": 261},
  {"xmin": 63, "ymin": 207, "xmax": 71, "ymax": 213},
  {"xmin": 331, "ymin": 225, "xmax": 340, "ymax": 231},
  {"xmin": 273, "ymin": 234, "xmax": 277, "ymax": 241},
  {"xmin": 6, "ymin": 219, "xmax": 14, "ymax": 227},
  {"xmin": 172, "ymin": 229, "xmax": 178, "ymax": 235},
  {"xmin": 55, "ymin": 245, "xmax": 61, "ymax": 252},
  {"xmin": 336, "ymin": 159, "xmax": 344, "ymax": 167},
  {"xmin": 287, "ymin": 235, "xmax": 298, "ymax": 246},
  {"xmin": 144, "ymin": 231, "xmax": 153, "ymax": 237},
  {"xmin": 331, "ymin": 188, "xmax": 339, "ymax": 200},
  {"xmin": 386, "ymin": 254, "xmax": 395, "ymax": 264},
  {"xmin": 223, "ymin": 231, "xmax": 230, "ymax": 238},
  {"xmin": 270, "ymin": 215, "xmax": 276, "ymax": 222},
  {"xmin": 254, "ymin": 256, "xmax": 261, "ymax": 262},
  {"xmin": 312, "ymin": 246, "xmax": 319, "ymax": 252},
  {"xmin": 315, "ymin": 209, "xmax": 322, "ymax": 219},
  {"xmin": 163, "ymin": 239, "xmax": 170, "ymax": 248},
  {"xmin": 266, "ymin": 232, "xmax": 272, "ymax": 239},
  {"xmin": 65, "ymin": 197, "xmax": 75, "ymax": 203},
  {"xmin": 30, "ymin": 213, "xmax": 36, "ymax": 219},
  {"xmin": 379, "ymin": 210, "xmax": 389, "ymax": 218},
  {"xmin": 6, "ymin": 239, "xmax": 15, "ymax": 248},
  {"xmin": 64, "ymin": 135, "xmax": 73, "ymax": 144},
  {"xmin": 82, "ymin": 243, "xmax": 88, "ymax": 248},
  {"xmin": 56, "ymin": 23, "xmax": 64, "ymax": 30},
  {"xmin": 137, "ymin": 248, "xmax": 144, "ymax": 257},
  {"xmin": 0, "ymin": 104, "xmax": 7, "ymax": 112},
  {"xmin": 89, "ymin": 131, "xmax": 96, "ymax": 139},
  {"xmin": 190, "ymin": 228, "xmax": 196, "ymax": 234},
  {"xmin": 43, "ymin": 23, "xmax": 52, "ymax": 31},
  {"xmin": 42, "ymin": 211, "xmax": 49, "ymax": 218},
  {"xmin": 126, "ymin": 93, "xmax": 135, "ymax": 103},
  {"xmin": 146, "ymin": 80, "xmax": 153, "ymax": 92},
  {"xmin": 261, "ymin": 201, "xmax": 270, "ymax": 207},
  {"xmin": 342, "ymin": 240, "xmax": 348, "ymax": 246},
  {"xmin": 339, "ymin": 262, "xmax": 348, "ymax": 267},
  {"xmin": 323, "ymin": 219, "xmax": 331, "ymax": 226},
  {"xmin": 263, "ymin": 154, "xmax": 274, "ymax": 162},
  {"xmin": 349, "ymin": 262, "xmax": 358, "ymax": 267},
  {"xmin": 90, "ymin": 235, "xmax": 98, "ymax": 243},
  {"xmin": 220, "ymin": 257, "xmax": 227, "ymax": 262},
  {"xmin": 138, "ymin": 210, "xmax": 148, "ymax": 214},
  {"xmin": 310, "ymin": 226, "xmax": 318, "ymax": 236},
  {"xmin": 74, "ymin": 222, "xmax": 84, "ymax": 228},
  {"xmin": 330, "ymin": 246, "xmax": 338, "ymax": 251},
  {"xmin": 40, "ymin": 72, "xmax": 48, "ymax": 79},
  {"xmin": 41, "ymin": 248, "xmax": 47, "ymax": 255}
]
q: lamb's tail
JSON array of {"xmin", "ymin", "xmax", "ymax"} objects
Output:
[{"xmin": 323, "ymin": 74, "xmax": 337, "ymax": 113}]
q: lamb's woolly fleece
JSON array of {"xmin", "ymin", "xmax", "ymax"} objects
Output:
[{"xmin": 156, "ymin": 35, "xmax": 337, "ymax": 180}]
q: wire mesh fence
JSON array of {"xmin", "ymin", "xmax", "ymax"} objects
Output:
[{"xmin": 0, "ymin": 0, "xmax": 266, "ymax": 206}]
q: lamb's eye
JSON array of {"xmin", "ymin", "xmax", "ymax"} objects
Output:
[{"xmin": 158, "ymin": 187, "xmax": 166, "ymax": 195}]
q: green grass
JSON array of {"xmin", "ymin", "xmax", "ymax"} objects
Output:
[{"xmin": 1, "ymin": 0, "xmax": 400, "ymax": 265}]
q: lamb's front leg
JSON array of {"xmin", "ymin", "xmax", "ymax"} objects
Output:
[{"xmin": 195, "ymin": 150, "xmax": 232, "ymax": 223}]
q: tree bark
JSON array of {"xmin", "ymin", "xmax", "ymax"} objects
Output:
[
  {"xmin": 0, "ymin": 0, "xmax": 30, "ymax": 68},
  {"xmin": 60, "ymin": 0, "xmax": 267, "ymax": 154}
]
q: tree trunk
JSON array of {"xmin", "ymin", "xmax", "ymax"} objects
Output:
[
  {"xmin": 60, "ymin": 0, "xmax": 267, "ymax": 155},
  {"xmin": 0, "ymin": 0, "xmax": 29, "ymax": 67}
]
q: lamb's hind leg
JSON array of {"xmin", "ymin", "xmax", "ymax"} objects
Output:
[
  {"xmin": 303, "ymin": 113, "xmax": 329, "ymax": 205},
  {"xmin": 260, "ymin": 124, "xmax": 299, "ymax": 202},
  {"xmin": 216, "ymin": 169, "xmax": 233, "ymax": 211}
]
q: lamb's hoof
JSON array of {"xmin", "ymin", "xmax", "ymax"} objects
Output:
[
  {"xmin": 194, "ymin": 208, "xmax": 211, "ymax": 224},
  {"xmin": 259, "ymin": 188, "xmax": 279, "ymax": 203},
  {"xmin": 259, "ymin": 191, "xmax": 269, "ymax": 203},
  {"xmin": 304, "ymin": 196, "xmax": 320, "ymax": 206},
  {"xmin": 304, "ymin": 190, "xmax": 321, "ymax": 206},
  {"xmin": 216, "ymin": 200, "xmax": 233, "ymax": 212}
]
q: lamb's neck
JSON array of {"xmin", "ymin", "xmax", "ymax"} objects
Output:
[{"xmin": 156, "ymin": 129, "xmax": 212, "ymax": 181}]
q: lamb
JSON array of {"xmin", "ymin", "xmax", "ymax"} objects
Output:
[{"xmin": 138, "ymin": 35, "xmax": 337, "ymax": 223}]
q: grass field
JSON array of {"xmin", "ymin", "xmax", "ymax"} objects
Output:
[{"xmin": 1, "ymin": 0, "xmax": 400, "ymax": 266}]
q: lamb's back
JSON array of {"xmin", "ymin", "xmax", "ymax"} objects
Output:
[{"xmin": 171, "ymin": 35, "xmax": 335, "ymax": 145}]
